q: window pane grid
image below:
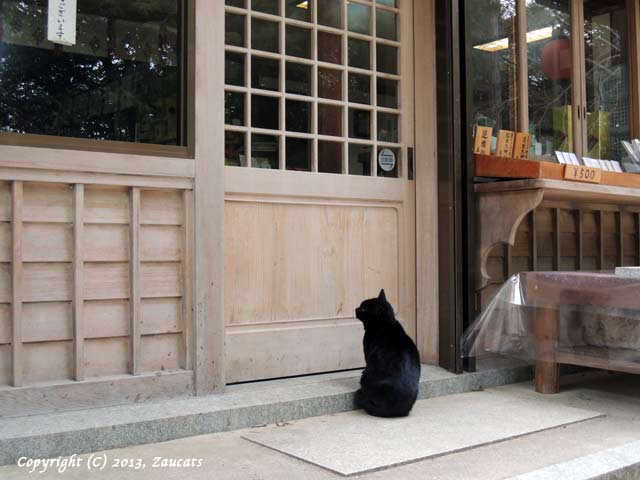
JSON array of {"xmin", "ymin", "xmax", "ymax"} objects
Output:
[{"xmin": 224, "ymin": 0, "xmax": 402, "ymax": 176}]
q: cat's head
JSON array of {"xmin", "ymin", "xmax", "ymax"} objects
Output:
[{"xmin": 355, "ymin": 289, "xmax": 394, "ymax": 324}]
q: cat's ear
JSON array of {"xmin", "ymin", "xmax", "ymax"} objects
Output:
[{"xmin": 378, "ymin": 289, "xmax": 387, "ymax": 301}]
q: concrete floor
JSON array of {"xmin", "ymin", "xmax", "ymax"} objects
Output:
[{"xmin": 2, "ymin": 372, "xmax": 640, "ymax": 479}]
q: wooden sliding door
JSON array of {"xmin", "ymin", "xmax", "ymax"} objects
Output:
[{"xmin": 223, "ymin": 0, "xmax": 416, "ymax": 383}]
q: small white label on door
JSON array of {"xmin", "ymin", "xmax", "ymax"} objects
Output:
[
  {"xmin": 378, "ymin": 149, "xmax": 396, "ymax": 172},
  {"xmin": 48, "ymin": 0, "xmax": 78, "ymax": 46}
]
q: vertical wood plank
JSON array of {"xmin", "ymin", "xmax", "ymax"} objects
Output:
[
  {"xmin": 182, "ymin": 190, "xmax": 194, "ymax": 371},
  {"xmin": 617, "ymin": 211, "xmax": 624, "ymax": 267},
  {"xmin": 628, "ymin": 0, "xmax": 640, "ymax": 138},
  {"xmin": 576, "ymin": 210, "xmax": 583, "ymax": 271},
  {"xmin": 597, "ymin": 210, "xmax": 604, "ymax": 270},
  {"xmin": 129, "ymin": 188, "xmax": 141, "ymax": 375},
  {"xmin": 73, "ymin": 184, "xmax": 85, "ymax": 381},
  {"xmin": 504, "ymin": 244, "xmax": 513, "ymax": 279},
  {"xmin": 11, "ymin": 181, "xmax": 23, "ymax": 387},
  {"xmin": 530, "ymin": 210, "xmax": 538, "ymax": 271},
  {"xmin": 553, "ymin": 208, "xmax": 561, "ymax": 271},
  {"xmin": 195, "ymin": 0, "xmax": 226, "ymax": 394}
]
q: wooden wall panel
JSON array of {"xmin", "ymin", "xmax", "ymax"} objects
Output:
[
  {"xmin": 24, "ymin": 341, "xmax": 73, "ymax": 383},
  {"xmin": 0, "ymin": 264, "xmax": 9, "ymax": 303},
  {"xmin": 0, "ymin": 182, "xmax": 10, "ymax": 221},
  {"xmin": 141, "ymin": 226, "xmax": 183, "ymax": 261},
  {"xmin": 84, "ymin": 338, "xmax": 129, "ymax": 378},
  {"xmin": 0, "ymin": 223, "xmax": 10, "ymax": 262},
  {"xmin": 84, "ymin": 263, "xmax": 129, "ymax": 300},
  {"xmin": 0, "ymin": 304, "xmax": 9, "ymax": 344},
  {"xmin": 23, "ymin": 302, "xmax": 72, "ymax": 342},
  {"xmin": 225, "ymin": 202, "xmax": 399, "ymax": 326},
  {"xmin": 84, "ymin": 224, "xmax": 129, "ymax": 262},
  {"xmin": 141, "ymin": 190, "xmax": 183, "ymax": 226},
  {"xmin": 23, "ymin": 223, "xmax": 73, "ymax": 262},
  {"xmin": 23, "ymin": 183, "xmax": 72, "ymax": 223},
  {"xmin": 84, "ymin": 186, "xmax": 129, "ymax": 224},
  {"xmin": 140, "ymin": 263, "xmax": 182, "ymax": 298},
  {"xmin": 142, "ymin": 298, "xmax": 183, "ymax": 335},
  {"xmin": 23, "ymin": 263, "xmax": 72, "ymax": 302},
  {"xmin": 141, "ymin": 334, "xmax": 182, "ymax": 373},
  {"xmin": 84, "ymin": 300, "xmax": 130, "ymax": 339},
  {"xmin": 0, "ymin": 344, "xmax": 10, "ymax": 385}
]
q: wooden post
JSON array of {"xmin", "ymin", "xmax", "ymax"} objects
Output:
[
  {"xmin": 129, "ymin": 187, "xmax": 141, "ymax": 375},
  {"xmin": 530, "ymin": 210, "xmax": 538, "ymax": 271},
  {"xmin": 576, "ymin": 210, "xmax": 583, "ymax": 270},
  {"xmin": 11, "ymin": 181, "xmax": 23, "ymax": 387},
  {"xmin": 535, "ymin": 306, "xmax": 560, "ymax": 394},
  {"xmin": 553, "ymin": 208, "xmax": 561, "ymax": 270},
  {"xmin": 617, "ymin": 211, "xmax": 624, "ymax": 267},
  {"xmin": 597, "ymin": 211, "xmax": 604, "ymax": 270},
  {"xmin": 73, "ymin": 184, "xmax": 85, "ymax": 381}
]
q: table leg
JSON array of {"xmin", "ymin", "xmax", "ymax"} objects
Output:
[{"xmin": 535, "ymin": 306, "xmax": 559, "ymax": 394}]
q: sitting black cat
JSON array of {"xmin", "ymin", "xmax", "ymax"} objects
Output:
[{"xmin": 354, "ymin": 289, "xmax": 421, "ymax": 418}]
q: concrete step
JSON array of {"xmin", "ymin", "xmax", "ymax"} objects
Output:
[
  {"xmin": 0, "ymin": 364, "xmax": 533, "ymax": 466},
  {"xmin": 3, "ymin": 376, "xmax": 640, "ymax": 479}
]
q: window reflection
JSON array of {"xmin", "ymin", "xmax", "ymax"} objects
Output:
[
  {"xmin": 0, "ymin": 0, "xmax": 184, "ymax": 145},
  {"xmin": 527, "ymin": 0, "xmax": 572, "ymax": 158},
  {"xmin": 468, "ymin": 0, "xmax": 517, "ymax": 135}
]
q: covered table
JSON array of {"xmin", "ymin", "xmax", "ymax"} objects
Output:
[{"xmin": 463, "ymin": 272, "xmax": 640, "ymax": 394}]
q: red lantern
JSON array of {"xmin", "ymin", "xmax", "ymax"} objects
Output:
[{"xmin": 540, "ymin": 38, "xmax": 571, "ymax": 81}]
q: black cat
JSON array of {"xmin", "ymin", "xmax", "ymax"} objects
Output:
[{"xmin": 354, "ymin": 289, "xmax": 421, "ymax": 418}]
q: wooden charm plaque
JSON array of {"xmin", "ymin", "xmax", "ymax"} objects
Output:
[{"xmin": 473, "ymin": 126, "xmax": 493, "ymax": 155}]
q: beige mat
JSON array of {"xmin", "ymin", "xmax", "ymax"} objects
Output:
[{"xmin": 242, "ymin": 390, "xmax": 603, "ymax": 476}]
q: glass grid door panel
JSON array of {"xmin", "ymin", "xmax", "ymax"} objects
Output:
[{"xmin": 224, "ymin": 0, "xmax": 402, "ymax": 176}]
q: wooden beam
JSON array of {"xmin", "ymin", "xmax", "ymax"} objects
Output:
[
  {"xmin": 194, "ymin": 0, "xmax": 226, "ymax": 393},
  {"xmin": 182, "ymin": 190, "xmax": 194, "ymax": 371},
  {"xmin": 129, "ymin": 188, "xmax": 141, "ymax": 376},
  {"xmin": 73, "ymin": 184, "xmax": 85, "ymax": 381},
  {"xmin": 11, "ymin": 181, "xmax": 23, "ymax": 387}
]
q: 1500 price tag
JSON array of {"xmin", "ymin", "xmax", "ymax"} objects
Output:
[{"xmin": 563, "ymin": 165, "xmax": 602, "ymax": 184}]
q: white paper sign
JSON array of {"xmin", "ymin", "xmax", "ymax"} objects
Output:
[
  {"xmin": 48, "ymin": 0, "xmax": 78, "ymax": 46},
  {"xmin": 378, "ymin": 149, "xmax": 396, "ymax": 172}
]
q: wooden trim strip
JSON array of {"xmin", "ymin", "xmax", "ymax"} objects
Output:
[
  {"xmin": 129, "ymin": 188, "xmax": 141, "ymax": 376},
  {"xmin": 182, "ymin": 190, "xmax": 195, "ymax": 371},
  {"xmin": 0, "ymin": 167, "xmax": 193, "ymax": 190},
  {"xmin": 553, "ymin": 208, "xmax": 561, "ymax": 270},
  {"xmin": 515, "ymin": 0, "xmax": 529, "ymax": 132},
  {"xmin": 11, "ymin": 181, "xmax": 23, "ymax": 387},
  {"xmin": 0, "ymin": 145, "xmax": 195, "ymax": 179},
  {"xmin": 73, "ymin": 185, "xmax": 85, "ymax": 381}
]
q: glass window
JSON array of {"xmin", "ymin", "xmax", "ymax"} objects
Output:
[
  {"xmin": 0, "ymin": 0, "xmax": 186, "ymax": 146},
  {"xmin": 468, "ymin": 0, "xmax": 517, "ymax": 136},
  {"xmin": 224, "ymin": 0, "xmax": 403, "ymax": 176},
  {"xmin": 527, "ymin": 0, "xmax": 572, "ymax": 158},
  {"xmin": 584, "ymin": 0, "xmax": 629, "ymax": 162}
]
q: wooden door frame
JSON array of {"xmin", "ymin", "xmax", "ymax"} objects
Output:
[{"xmin": 414, "ymin": 0, "xmax": 441, "ymax": 365}]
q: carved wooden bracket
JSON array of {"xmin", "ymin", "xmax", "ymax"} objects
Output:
[{"xmin": 476, "ymin": 188, "xmax": 544, "ymax": 290}]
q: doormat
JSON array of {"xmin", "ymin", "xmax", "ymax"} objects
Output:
[{"xmin": 242, "ymin": 390, "xmax": 603, "ymax": 476}]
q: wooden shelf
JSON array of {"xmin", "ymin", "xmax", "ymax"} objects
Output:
[{"xmin": 475, "ymin": 154, "xmax": 640, "ymax": 190}]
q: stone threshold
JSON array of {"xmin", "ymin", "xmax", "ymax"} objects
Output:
[{"xmin": 0, "ymin": 364, "xmax": 533, "ymax": 466}]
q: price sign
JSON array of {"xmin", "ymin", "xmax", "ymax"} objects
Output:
[{"xmin": 563, "ymin": 165, "xmax": 602, "ymax": 184}]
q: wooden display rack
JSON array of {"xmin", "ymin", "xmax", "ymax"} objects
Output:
[{"xmin": 475, "ymin": 154, "xmax": 640, "ymax": 189}]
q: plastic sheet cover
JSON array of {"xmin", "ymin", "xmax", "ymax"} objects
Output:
[{"xmin": 462, "ymin": 272, "xmax": 640, "ymax": 366}]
